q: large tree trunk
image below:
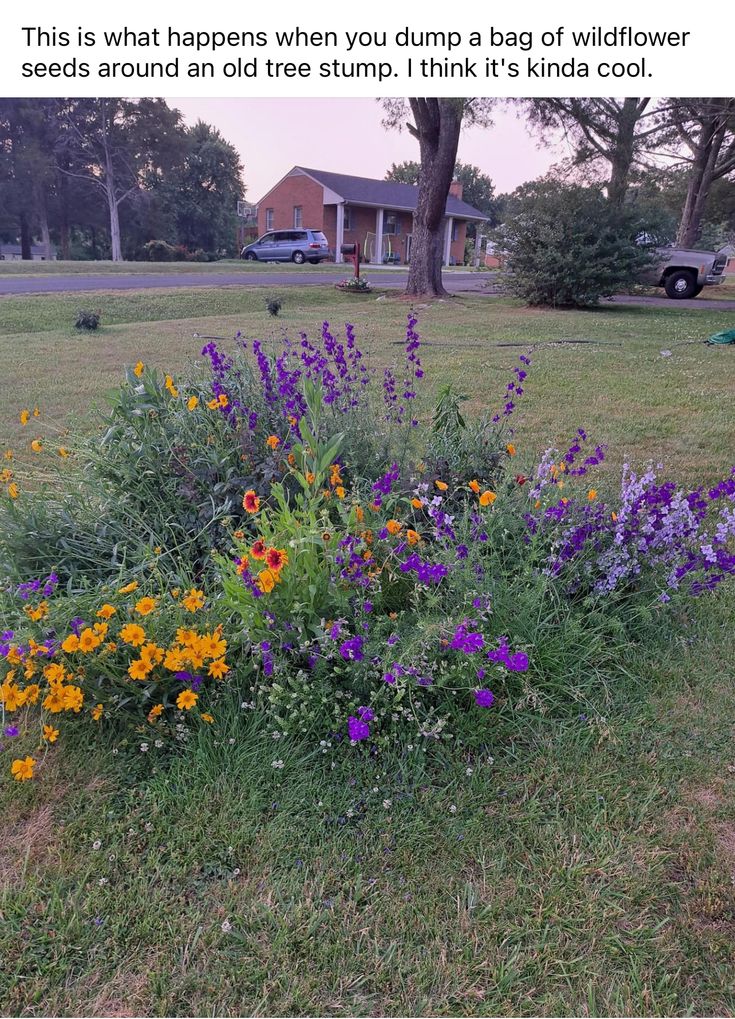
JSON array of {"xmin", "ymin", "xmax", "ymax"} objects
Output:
[
  {"xmin": 606, "ymin": 97, "xmax": 646, "ymax": 207},
  {"xmin": 677, "ymin": 115, "xmax": 727, "ymax": 248},
  {"xmin": 405, "ymin": 99, "xmax": 463, "ymax": 298},
  {"xmin": 19, "ymin": 211, "xmax": 32, "ymax": 260},
  {"xmin": 35, "ymin": 183, "xmax": 52, "ymax": 260}
]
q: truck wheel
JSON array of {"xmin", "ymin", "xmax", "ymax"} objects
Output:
[{"xmin": 664, "ymin": 270, "xmax": 697, "ymax": 299}]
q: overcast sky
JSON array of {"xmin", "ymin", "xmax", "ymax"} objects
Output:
[{"xmin": 167, "ymin": 98, "xmax": 566, "ymax": 201}]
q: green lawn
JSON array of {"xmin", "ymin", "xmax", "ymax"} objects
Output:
[{"xmin": 2, "ymin": 285, "xmax": 735, "ymax": 1017}]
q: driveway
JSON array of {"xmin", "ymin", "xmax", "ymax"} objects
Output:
[{"xmin": 1, "ymin": 270, "xmax": 734, "ymax": 310}]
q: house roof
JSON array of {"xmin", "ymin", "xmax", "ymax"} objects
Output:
[{"xmin": 274, "ymin": 166, "xmax": 488, "ymax": 221}]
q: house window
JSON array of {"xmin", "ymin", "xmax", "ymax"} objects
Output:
[
  {"xmin": 343, "ymin": 206, "xmax": 353, "ymax": 231},
  {"xmin": 384, "ymin": 212, "xmax": 400, "ymax": 236},
  {"xmin": 293, "ymin": 206, "xmax": 303, "ymax": 229},
  {"xmin": 265, "ymin": 208, "xmax": 274, "ymax": 230}
]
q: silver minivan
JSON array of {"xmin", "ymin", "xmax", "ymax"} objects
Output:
[{"xmin": 241, "ymin": 229, "xmax": 332, "ymax": 264}]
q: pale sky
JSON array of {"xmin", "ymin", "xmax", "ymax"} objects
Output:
[{"xmin": 167, "ymin": 98, "xmax": 565, "ymax": 202}]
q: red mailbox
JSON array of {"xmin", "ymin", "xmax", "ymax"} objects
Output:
[{"xmin": 340, "ymin": 242, "xmax": 361, "ymax": 278}]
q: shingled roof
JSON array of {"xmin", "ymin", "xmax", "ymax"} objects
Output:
[{"xmin": 281, "ymin": 166, "xmax": 488, "ymax": 221}]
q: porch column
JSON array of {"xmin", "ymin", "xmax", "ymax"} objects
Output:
[
  {"xmin": 335, "ymin": 203, "xmax": 345, "ymax": 264},
  {"xmin": 443, "ymin": 217, "xmax": 453, "ymax": 266},
  {"xmin": 375, "ymin": 207, "xmax": 384, "ymax": 264}
]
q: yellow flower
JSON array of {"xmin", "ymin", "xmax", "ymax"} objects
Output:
[
  {"xmin": 266, "ymin": 435, "xmax": 280, "ymax": 449},
  {"xmin": 147, "ymin": 703, "xmax": 164, "ymax": 722},
  {"xmin": 207, "ymin": 398, "xmax": 220, "ymax": 410},
  {"xmin": 61, "ymin": 634, "xmax": 80, "ymax": 654},
  {"xmin": 506, "ymin": 443, "xmax": 517, "ymax": 457},
  {"xmin": 133, "ymin": 361, "xmax": 145, "ymax": 377},
  {"xmin": 118, "ymin": 580, "xmax": 139, "ymax": 594},
  {"xmin": 33, "ymin": 406, "xmax": 40, "ymax": 418},
  {"xmin": 406, "ymin": 529, "xmax": 421, "ymax": 545},
  {"xmin": 435, "ymin": 480, "xmax": 448, "ymax": 491},
  {"xmin": 24, "ymin": 601, "xmax": 48, "ymax": 622},
  {"xmin": 11, "ymin": 756, "xmax": 36, "ymax": 781},
  {"xmin": 91, "ymin": 703, "xmax": 104, "ymax": 721},
  {"xmin": 208, "ymin": 658, "xmax": 230, "ymax": 679},
  {"xmin": 78, "ymin": 628, "xmax": 102, "ymax": 653},
  {"xmin": 128, "ymin": 658, "xmax": 152, "ymax": 681},
  {"xmin": 187, "ymin": 396, "xmax": 199, "ymax": 412},
  {"xmin": 4, "ymin": 449, "xmax": 13, "ymax": 460},
  {"xmin": 305, "ymin": 472, "xmax": 316, "ymax": 484},
  {"xmin": 182, "ymin": 588, "xmax": 205, "ymax": 613},
  {"xmin": 96, "ymin": 604, "xmax": 117, "ymax": 619},
  {"xmin": 587, "ymin": 489, "xmax": 597, "ymax": 501},
  {"xmin": 177, "ymin": 689, "xmax": 198, "ymax": 710},
  {"xmin": 44, "ymin": 662, "xmax": 66, "ymax": 684},
  {"xmin": 257, "ymin": 569, "xmax": 276, "ymax": 594},
  {"xmin": 218, "ymin": 394, "xmax": 229, "ymax": 408},
  {"xmin": 165, "ymin": 375, "xmax": 179, "ymax": 398},
  {"xmin": 30, "ymin": 439, "xmax": 43, "ymax": 453},
  {"xmin": 43, "ymin": 725, "xmax": 59, "ymax": 743},
  {"xmin": 20, "ymin": 409, "xmax": 30, "ymax": 426},
  {"xmin": 479, "ymin": 490, "xmax": 497, "ymax": 507},
  {"xmin": 134, "ymin": 597, "xmax": 157, "ymax": 617},
  {"xmin": 120, "ymin": 623, "xmax": 146, "ymax": 647},
  {"xmin": 24, "ymin": 683, "xmax": 40, "ymax": 704},
  {"xmin": 62, "ymin": 685, "xmax": 84, "ymax": 712},
  {"xmin": 1, "ymin": 678, "xmax": 25, "ymax": 711},
  {"xmin": 140, "ymin": 643, "xmax": 164, "ymax": 668},
  {"xmin": 335, "ymin": 486, "xmax": 346, "ymax": 499},
  {"xmin": 7, "ymin": 482, "xmax": 19, "ymax": 500},
  {"xmin": 0, "ymin": 469, "xmax": 11, "ymax": 484},
  {"xmin": 201, "ymin": 712, "xmax": 214, "ymax": 724},
  {"xmin": 58, "ymin": 447, "xmax": 70, "ymax": 458}
]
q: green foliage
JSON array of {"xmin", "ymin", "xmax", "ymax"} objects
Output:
[
  {"xmin": 142, "ymin": 239, "xmax": 178, "ymax": 262},
  {"xmin": 496, "ymin": 180, "xmax": 657, "ymax": 307}
]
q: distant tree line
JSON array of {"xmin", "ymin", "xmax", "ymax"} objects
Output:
[{"xmin": 0, "ymin": 99, "xmax": 245, "ymax": 261}]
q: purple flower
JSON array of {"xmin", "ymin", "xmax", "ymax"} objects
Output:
[
  {"xmin": 449, "ymin": 623, "xmax": 485, "ymax": 654},
  {"xmin": 474, "ymin": 689, "xmax": 495, "ymax": 708},
  {"xmin": 357, "ymin": 706, "xmax": 374, "ymax": 722},
  {"xmin": 383, "ymin": 671, "xmax": 396, "ymax": 685},
  {"xmin": 4, "ymin": 725, "xmax": 19, "ymax": 738},
  {"xmin": 339, "ymin": 635, "xmax": 364, "ymax": 661},
  {"xmin": 348, "ymin": 715, "xmax": 370, "ymax": 741}
]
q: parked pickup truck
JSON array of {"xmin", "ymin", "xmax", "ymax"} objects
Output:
[{"xmin": 642, "ymin": 247, "xmax": 728, "ymax": 299}]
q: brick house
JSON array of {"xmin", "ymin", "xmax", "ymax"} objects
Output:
[{"xmin": 256, "ymin": 166, "xmax": 488, "ymax": 265}]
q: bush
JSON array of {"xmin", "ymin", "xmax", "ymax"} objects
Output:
[
  {"xmin": 75, "ymin": 309, "xmax": 101, "ymax": 331},
  {"xmin": 142, "ymin": 239, "xmax": 177, "ymax": 262},
  {"xmin": 495, "ymin": 181, "xmax": 656, "ymax": 307}
]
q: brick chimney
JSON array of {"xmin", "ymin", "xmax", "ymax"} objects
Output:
[{"xmin": 448, "ymin": 179, "xmax": 463, "ymax": 200}]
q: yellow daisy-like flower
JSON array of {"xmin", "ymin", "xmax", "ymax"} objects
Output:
[
  {"xmin": 182, "ymin": 588, "xmax": 205, "ymax": 613},
  {"xmin": 11, "ymin": 756, "xmax": 36, "ymax": 781},
  {"xmin": 218, "ymin": 394, "xmax": 228, "ymax": 408},
  {"xmin": 96, "ymin": 604, "xmax": 117, "ymax": 619},
  {"xmin": 7, "ymin": 482, "xmax": 19, "ymax": 500},
  {"xmin": 43, "ymin": 725, "xmax": 59, "ymax": 743},
  {"xmin": 19, "ymin": 409, "xmax": 30, "ymax": 426},
  {"xmin": 207, "ymin": 398, "xmax": 220, "ymax": 410},
  {"xmin": 257, "ymin": 569, "xmax": 276, "ymax": 594},
  {"xmin": 78, "ymin": 628, "xmax": 102, "ymax": 653},
  {"xmin": 479, "ymin": 490, "xmax": 497, "ymax": 507},
  {"xmin": 147, "ymin": 703, "xmax": 164, "ymax": 722},
  {"xmin": 30, "ymin": 439, "xmax": 43, "ymax": 453},
  {"xmin": 201, "ymin": 712, "xmax": 214, "ymax": 724},
  {"xmin": 120, "ymin": 623, "xmax": 146, "ymax": 647},
  {"xmin": 91, "ymin": 703, "xmax": 104, "ymax": 721},
  {"xmin": 62, "ymin": 685, "xmax": 84, "ymax": 713},
  {"xmin": 208, "ymin": 658, "xmax": 230, "ymax": 679},
  {"xmin": 128, "ymin": 658, "xmax": 152, "ymax": 681},
  {"xmin": 61, "ymin": 634, "xmax": 79, "ymax": 654},
  {"xmin": 134, "ymin": 596, "xmax": 157, "ymax": 617},
  {"xmin": 187, "ymin": 396, "xmax": 199, "ymax": 412},
  {"xmin": 177, "ymin": 689, "xmax": 198, "ymax": 710},
  {"xmin": 133, "ymin": 361, "xmax": 145, "ymax": 377},
  {"xmin": 118, "ymin": 580, "xmax": 139, "ymax": 594}
]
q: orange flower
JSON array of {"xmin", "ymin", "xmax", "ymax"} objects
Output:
[
  {"xmin": 236, "ymin": 555, "xmax": 250, "ymax": 576},
  {"xmin": 506, "ymin": 443, "xmax": 517, "ymax": 456},
  {"xmin": 468, "ymin": 479, "xmax": 481, "ymax": 494},
  {"xmin": 19, "ymin": 409, "xmax": 30, "ymax": 426},
  {"xmin": 411, "ymin": 498, "xmax": 423, "ymax": 509},
  {"xmin": 147, "ymin": 703, "xmax": 164, "ymax": 722},
  {"xmin": 119, "ymin": 580, "xmax": 139, "ymax": 594},
  {"xmin": 233, "ymin": 529, "xmax": 245, "ymax": 540},
  {"xmin": 120, "ymin": 623, "xmax": 146, "ymax": 647},
  {"xmin": 11, "ymin": 756, "xmax": 36, "ymax": 781},
  {"xmin": 187, "ymin": 396, "xmax": 199, "ymax": 411},
  {"xmin": 335, "ymin": 486, "xmax": 346, "ymax": 499},
  {"xmin": 43, "ymin": 725, "xmax": 59, "ymax": 743},
  {"xmin": 61, "ymin": 634, "xmax": 79, "ymax": 654},
  {"xmin": 355, "ymin": 506, "xmax": 364, "ymax": 522},
  {"xmin": 266, "ymin": 435, "xmax": 280, "ymax": 449},
  {"xmin": 243, "ymin": 490, "xmax": 260, "ymax": 513},
  {"xmin": 435, "ymin": 480, "xmax": 448, "ymax": 491},
  {"xmin": 208, "ymin": 658, "xmax": 230, "ymax": 679},
  {"xmin": 305, "ymin": 472, "xmax": 316, "ymax": 484},
  {"xmin": 177, "ymin": 689, "xmax": 198, "ymax": 710},
  {"xmin": 201, "ymin": 712, "xmax": 214, "ymax": 724},
  {"xmin": 91, "ymin": 703, "xmax": 104, "ymax": 721},
  {"xmin": 257, "ymin": 569, "xmax": 277, "ymax": 594},
  {"xmin": 30, "ymin": 439, "xmax": 43, "ymax": 453},
  {"xmin": 96, "ymin": 604, "xmax": 117, "ymax": 619},
  {"xmin": 250, "ymin": 538, "xmax": 267, "ymax": 560},
  {"xmin": 182, "ymin": 588, "xmax": 205, "ymax": 613},
  {"xmin": 479, "ymin": 490, "xmax": 497, "ymax": 507},
  {"xmin": 386, "ymin": 519, "xmax": 402, "ymax": 535},
  {"xmin": 128, "ymin": 659, "xmax": 152, "ymax": 681},
  {"xmin": 406, "ymin": 529, "xmax": 421, "ymax": 545},
  {"xmin": 133, "ymin": 361, "xmax": 144, "ymax": 377},
  {"xmin": 588, "ymin": 489, "xmax": 597, "ymax": 501},
  {"xmin": 78, "ymin": 628, "xmax": 102, "ymax": 653},
  {"xmin": 265, "ymin": 547, "xmax": 288, "ymax": 572}
]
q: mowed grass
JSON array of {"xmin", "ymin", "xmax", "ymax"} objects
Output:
[
  {"xmin": 0, "ymin": 259, "xmax": 351, "ymax": 276},
  {"xmin": 2, "ymin": 284, "xmax": 735, "ymax": 1017}
]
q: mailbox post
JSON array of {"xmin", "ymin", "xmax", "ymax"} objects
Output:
[{"xmin": 340, "ymin": 242, "xmax": 360, "ymax": 279}]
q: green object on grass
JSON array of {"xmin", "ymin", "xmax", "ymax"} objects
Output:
[{"xmin": 707, "ymin": 329, "xmax": 735, "ymax": 345}]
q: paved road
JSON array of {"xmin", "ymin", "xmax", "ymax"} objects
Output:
[{"xmin": 1, "ymin": 270, "xmax": 734, "ymax": 310}]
